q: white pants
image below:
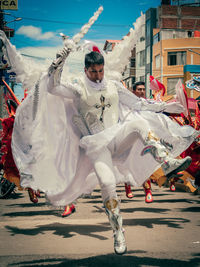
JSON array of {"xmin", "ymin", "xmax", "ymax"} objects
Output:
[
  {"xmin": 92, "ymin": 147, "xmax": 117, "ymax": 202},
  {"xmin": 91, "ymin": 120, "xmax": 150, "ymax": 202}
]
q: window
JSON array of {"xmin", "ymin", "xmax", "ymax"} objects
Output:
[
  {"xmin": 140, "ymin": 25, "xmax": 145, "ymax": 42},
  {"xmin": 140, "ymin": 76, "xmax": 145, "ymax": 82},
  {"xmin": 130, "ymin": 58, "xmax": 135, "ymax": 68},
  {"xmin": 167, "ymin": 78, "xmax": 183, "ymax": 95},
  {"xmin": 146, "ymin": 46, "xmax": 150, "ymax": 64},
  {"xmin": 155, "ymin": 54, "xmax": 160, "ymax": 69},
  {"xmin": 187, "ymin": 31, "xmax": 193, "ymax": 37},
  {"xmin": 146, "ymin": 20, "xmax": 150, "ymax": 41},
  {"xmin": 106, "ymin": 43, "xmax": 113, "ymax": 52},
  {"xmin": 153, "ymin": 32, "xmax": 160, "ymax": 45},
  {"xmin": 146, "ymin": 73, "xmax": 151, "ymax": 98},
  {"xmin": 141, "ymin": 50, "xmax": 145, "ymax": 66},
  {"xmin": 138, "ymin": 50, "xmax": 145, "ymax": 67},
  {"xmin": 168, "ymin": 51, "xmax": 186, "ymax": 66},
  {"xmin": 132, "ymin": 77, "xmax": 135, "ymax": 85}
]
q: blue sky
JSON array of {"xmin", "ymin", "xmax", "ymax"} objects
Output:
[
  {"xmin": 6, "ymin": 0, "xmax": 161, "ymax": 53},
  {"xmin": 4, "ymin": 0, "xmax": 162, "ymax": 100}
]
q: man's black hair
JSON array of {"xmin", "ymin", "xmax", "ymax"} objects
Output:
[
  {"xmin": 133, "ymin": 81, "xmax": 145, "ymax": 91},
  {"xmin": 85, "ymin": 51, "xmax": 104, "ymax": 69}
]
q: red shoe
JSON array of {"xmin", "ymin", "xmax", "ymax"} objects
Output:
[
  {"xmin": 125, "ymin": 183, "xmax": 134, "ymax": 198},
  {"xmin": 28, "ymin": 188, "xmax": 38, "ymax": 203},
  {"xmin": 143, "ymin": 180, "xmax": 153, "ymax": 203},
  {"xmin": 170, "ymin": 181, "xmax": 176, "ymax": 192},
  {"xmin": 35, "ymin": 190, "xmax": 41, "ymax": 197},
  {"xmin": 62, "ymin": 204, "xmax": 76, "ymax": 217},
  {"xmin": 145, "ymin": 190, "xmax": 153, "ymax": 203}
]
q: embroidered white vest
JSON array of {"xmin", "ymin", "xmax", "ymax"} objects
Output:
[{"xmin": 77, "ymin": 78, "xmax": 119, "ymax": 134}]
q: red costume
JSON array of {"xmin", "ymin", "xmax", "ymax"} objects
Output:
[
  {"xmin": 150, "ymin": 76, "xmax": 200, "ymax": 189},
  {"xmin": 0, "ymin": 115, "xmax": 22, "ymax": 190}
]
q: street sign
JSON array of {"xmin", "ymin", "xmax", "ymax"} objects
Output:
[{"xmin": 0, "ymin": 0, "xmax": 18, "ymax": 10}]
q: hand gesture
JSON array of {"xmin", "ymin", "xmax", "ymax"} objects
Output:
[{"xmin": 56, "ymin": 47, "xmax": 71, "ymax": 60}]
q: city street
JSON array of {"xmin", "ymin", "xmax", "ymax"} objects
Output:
[
  {"xmin": 0, "ymin": 1, "xmax": 200, "ymax": 267},
  {"xmin": 0, "ymin": 183, "xmax": 199, "ymax": 267}
]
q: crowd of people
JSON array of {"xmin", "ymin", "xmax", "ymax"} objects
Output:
[{"xmin": 0, "ymin": 28, "xmax": 199, "ymax": 255}]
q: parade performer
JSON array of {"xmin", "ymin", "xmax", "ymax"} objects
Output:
[
  {"xmin": 0, "ymin": 8, "xmax": 199, "ymax": 255},
  {"xmin": 124, "ymin": 81, "xmax": 153, "ymax": 203},
  {"xmin": 150, "ymin": 77, "xmax": 200, "ymax": 191},
  {"xmin": 0, "ymin": 100, "xmax": 21, "ymax": 192},
  {"xmin": 178, "ymin": 90, "xmax": 200, "ymax": 191}
]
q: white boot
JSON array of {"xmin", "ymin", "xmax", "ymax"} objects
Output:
[
  {"xmin": 142, "ymin": 132, "xmax": 192, "ymax": 177},
  {"xmin": 162, "ymin": 156, "xmax": 192, "ymax": 178},
  {"xmin": 104, "ymin": 198, "xmax": 127, "ymax": 255}
]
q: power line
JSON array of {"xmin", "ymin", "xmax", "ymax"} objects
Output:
[
  {"xmin": 21, "ymin": 53, "xmax": 46, "ymax": 60},
  {"xmin": 18, "ymin": 16, "xmax": 131, "ymax": 28}
]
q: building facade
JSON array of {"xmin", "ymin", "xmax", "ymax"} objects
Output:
[
  {"xmin": 135, "ymin": 14, "xmax": 146, "ymax": 84},
  {"xmin": 147, "ymin": 2, "xmax": 200, "ymax": 97},
  {"xmin": 152, "ymin": 29, "xmax": 200, "ymax": 95}
]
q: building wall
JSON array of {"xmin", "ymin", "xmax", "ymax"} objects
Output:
[
  {"xmin": 145, "ymin": 8, "xmax": 157, "ymax": 98},
  {"xmin": 122, "ymin": 47, "xmax": 136, "ymax": 89},
  {"xmin": 152, "ymin": 36, "xmax": 200, "ymax": 95},
  {"xmin": 136, "ymin": 14, "xmax": 145, "ymax": 83},
  {"xmin": 157, "ymin": 5, "xmax": 200, "ymax": 30}
]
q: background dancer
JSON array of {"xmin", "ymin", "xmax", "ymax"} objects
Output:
[
  {"xmin": 0, "ymin": 100, "xmax": 22, "ymax": 194},
  {"xmin": 124, "ymin": 81, "xmax": 153, "ymax": 203}
]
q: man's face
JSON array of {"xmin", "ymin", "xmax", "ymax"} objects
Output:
[
  {"xmin": 85, "ymin": 64, "xmax": 104, "ymax": 83},
  {"xmin": 133, "ymin": 84, "xmax": 146, "ymax": 98}
]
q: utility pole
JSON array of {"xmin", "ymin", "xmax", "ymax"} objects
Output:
[
  {"xmin": 0, "ymin": 1, "xmax": 18, "ymax": 129},
  {"xmin": 0, "ymin": 10, "xmax": 5, "ymax": 123},
  {"xmin": 0, "ymin": 2, "xmax": 20, "ymax": 126}
]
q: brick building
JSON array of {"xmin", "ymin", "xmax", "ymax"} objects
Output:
[{"xmin": 148, "ymin": 1, "xmax": 200, "ymax": 98}]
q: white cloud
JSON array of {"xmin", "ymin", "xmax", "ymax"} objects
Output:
[
  {"xmin": 19, "ymin": 46, "xmax": 60, "ymax": 59},
  {"xmin": 19, "ymin": 45, "xmax": 84, "ymax": 73},
  {"xmin": 18, "ymin": 40, "xmax": 105, "ymax": 73},
  {"xmin": 16, "ymin": 26, "xmax": 55, "ymax": 40}
]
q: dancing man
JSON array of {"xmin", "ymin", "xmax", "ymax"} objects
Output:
[{"xmin": 0, "ymin": 30, "xmax": 199, "ymax": 255}]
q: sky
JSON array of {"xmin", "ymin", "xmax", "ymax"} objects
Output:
[
  {"xmin": 5, "ymin": 0, "xmax": 161, "ymax": 59},
  {"xmin": 4, "ymin": 0, "xmax": 161, "ymax": 100}
]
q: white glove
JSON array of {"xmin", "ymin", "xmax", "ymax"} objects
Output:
[
  {"xmin": 63, "ymin": 39, "xmax": 76, "ymax": 51},
  {"xmin": 163, "ymin": 102, "xmax": 185, "ymax": 114},
  {"xmin": 56, "ymin": 47, "xmax": 70, "ymax": 60},
  {"xmin": 48, "ymin": 47, "xmax": 70, "ymax": 76}
]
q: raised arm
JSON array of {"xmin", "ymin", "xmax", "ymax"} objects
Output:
[
  {"xmin": 47, "ymin": 46, "xmax": 81, "ymax": 99},
  {"xmin": 115, "ymin": 81, "xmax": 184, "ymax": 114}
]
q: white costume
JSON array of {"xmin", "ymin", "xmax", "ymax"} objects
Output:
[{"xmin": 11, "ymin": 66, "xmax": 198, "ymax": 205}]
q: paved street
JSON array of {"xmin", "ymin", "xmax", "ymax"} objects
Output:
[{"xmin": 0, "ymin": 183, "xmax": 200, "ymax": 267}]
